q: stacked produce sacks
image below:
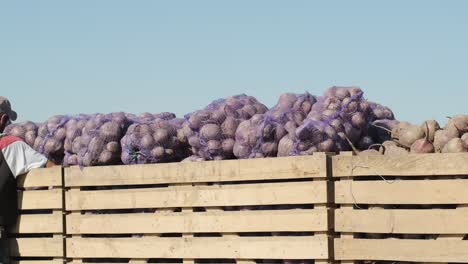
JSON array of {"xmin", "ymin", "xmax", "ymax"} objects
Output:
[
  {"xmin": 182, "ymin": 94, "xmax": 268, "ymax": 160},
  {"xmin": 6, "ymin": 86, "xmax": 468, "ymax": 168},
  {"xmin": 233, "ymin": 92, "xmax": 317, "ymax": 158},
  {"xmin": 63, "ymin": 112, "xmax": 131, "ymax": 166},
  {"xmin": 63, "ymin": 112, "xmax": 181, "ymax": 166},
  {"xmin": 278, "ymin": 87, "xmax": 395, "ymax": 156}
]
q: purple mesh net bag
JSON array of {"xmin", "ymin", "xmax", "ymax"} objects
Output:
[
  {"xmin": 4, "ymin": 121, "xmax": 39, "ymax": 147},
  {"xmin": 62, "ymin": 114, "xmax": 93, "ymax": 166},
  {"xmin": 281, "ymin": 86, "xmax": 395, "ymax": 156},
  {"xmin": 233, "ymin": 92, "xmax": 317, "ymax": 159},
  {"xmin": 34, "ymin": 115, "xmax": 75, "ymax": 164},
  {"xmin": 120, "ymin": 116, "xmax": 190, "ymax": 165},
  {"xmin": 63, "ymin": 112, "xmax": 132, "ymax": 166},
  {"xmin": 182, "ymin": 94, "xmax": 268, "ymax": 160}
]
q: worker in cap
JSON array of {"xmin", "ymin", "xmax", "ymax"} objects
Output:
[{"xmin": 0, "ymin": 97, "xmax": 54, "ymax": 264}]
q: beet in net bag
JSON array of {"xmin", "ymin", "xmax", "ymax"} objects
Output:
[{"xmin": 182, "ymin": 94, "xmax": 268, "ymax": 160}]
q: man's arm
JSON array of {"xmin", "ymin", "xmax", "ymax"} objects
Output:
[{"xmin": 2, "ymin": 138, "xmax": 50, "ymax": 177}]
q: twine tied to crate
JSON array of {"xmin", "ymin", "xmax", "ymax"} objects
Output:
[{"xmin": 348, "ymin": 155, "xmax": 397, "ymax": 209}]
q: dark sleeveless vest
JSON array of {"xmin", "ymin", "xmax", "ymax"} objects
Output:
[{"xmin": 0, "ymin": 139, "xmax": 19, "ymax": 226}]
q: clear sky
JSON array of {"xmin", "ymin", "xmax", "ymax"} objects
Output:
[{"xmin": 1, "ymin": 1, "xmax": 467, "ymax": 125}]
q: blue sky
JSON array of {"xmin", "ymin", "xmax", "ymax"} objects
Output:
[{"xmin": 1, "ymin": 1, "xmax": 467, "ymax": 125}]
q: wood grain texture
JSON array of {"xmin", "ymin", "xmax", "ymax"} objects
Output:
[
  {"xmin": 19, "ymin": 189, "xmax": 62, "ymax": 210},
  {"xmin": 67, "ymin": 236, "xmax": 328, "ymax": 259},
  {"xmin": 67, "ymin": 209, "xmax": 327, "ymax": 234},
  {"xmin": 65, "ymin": 155, "xmax": 326, "ymax": 187},
  {"xmin": 17, "ymin": 167, "xmax": 62, "ymax": 188},
  {"xmin": 10, "ymin": 211, "xmax": 63, "ymax": 234},
  {"xmin": 66, "ymin": 181, "xmax": 326, "ymax": 210},
  {"xmin": 332, "ymin": 153, "xmax": 468, "ymax": 177},
  {"xmin": 336, "ymin": 208, "xmax": 468, "ymax": 234},
  {"xmin": 9, "ymin": 237, "xmax": 63, "ymax": 257},
  {"xmin": 335, "ymin": 179, "xmax": 468, "ymax": 204},
  {"xmin": 335, "ymin": 238, "xmax": 468, "ymax": 262}
]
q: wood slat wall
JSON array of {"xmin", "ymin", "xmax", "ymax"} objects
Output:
[
  {"xmin": 333, "ymin": 152, "xmax": 468, "ymax": 263},
  {"xmin": 10, "ymin": 153, "xmax": 468, "ymax": 263},
  {"xmin": 8, "ymin": 167, "xmax": 64, "ymax": 263},
  {"xmin": 65, "ymin": 156, "xmax": 327, "ymax": 187},
  {"xmin": 64, "ymin": 154, "xmax": 329, "ymax": 264}
]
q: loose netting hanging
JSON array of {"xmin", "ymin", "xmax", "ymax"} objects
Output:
[
  {"xmin": 233, "ymin": 92, "xmax": 317, "ymax": 159},
  {"xmin": 182, "ymin": 94, "xmax": 268, "ymax": 160}
]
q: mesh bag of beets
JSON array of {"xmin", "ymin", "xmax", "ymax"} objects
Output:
[
  {"xmin": 182, "ymin": 94, "xmax": 268, "ymax": 160},
  {"xmin": 4, "ymin": 121, "xmax": 40, "ymax": 147},
  {"xmin": 279, "ymin": 87, "xmax": 395, "ymax": 156},
  {"xmin": 120, "ymin": 117, "xmax": 190, "ymax": 164},
  {"xmin": 233, "ymin": 92, "xmax": 317, "ymax": 159}
]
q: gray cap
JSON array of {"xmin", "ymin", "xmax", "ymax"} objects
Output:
[{"xmin": 0, "ymin": 96, "xmax": 17, "ymax": 121}]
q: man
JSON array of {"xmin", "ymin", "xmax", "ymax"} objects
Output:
[{"xmin": 0, "ymin": 97, "xmax": 54, "ymax": 264}]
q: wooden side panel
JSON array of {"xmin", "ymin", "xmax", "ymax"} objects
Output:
[
  {"xmin": 67, "ymin": 236, "xmax": 328, "ymax": 260},
  {"xmin": 65, "ymin": 155, "xmax": 327, "ymax": 187},
  {"xmin": 67, "ymin": 209, "xmax": 327, "ymax": 234},
  {"xmin": 66, "ymin": 181, "xmax": 327, "ymax": 210},
  {"xmin": 332, "ymin": 153, "xmax": 468, "ymax": 177}
]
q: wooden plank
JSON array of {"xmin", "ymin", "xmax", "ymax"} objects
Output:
[
  {"xmin": 335, "ymin": 209, "xmax": 468, "ymax": 234},
  {"xmin": 64, "ymin": 155, "xmax": 327, "ymax": 187},
  {"xmin": 336, "ymin": 208, "xmax": 468, "ymax": 234},
  {"xmin": 66, "ymin": 181, "xmax": 326, "ymax": 210},
  {"xmin": 436, "ymin": 205, "xmax": 468, "ymax": 245},
  {"xmin": 67, "ymin": 209, "xmax": 327, "ymax": 234},
  {"xmin": 10, "ymin": 211, "xmax": 63, "ymax": 234},
  {"xmin": 332, "ymin": 153, "xmax": 468, "ymax": 177},
  {"xmin": 19, "ymin": 189, "xmax": 62, "ymax": 210},
  {"xmin": 67, "ymin": 236, "xmax": 328, "ymax": 259},
  {"xmin": 335, "ymin": 238, "xmax": 468, "ymax": 262},
  {"xmin": 9, "ymin": 237, "xmax": 63, "ymax": 257},
  {"xmin": 335, "ymin": 179, "xmax": 468, "ymax": 204},
  {"xmin": 17, "ymin": 166, "xmax": 62, "ymax": 188}
]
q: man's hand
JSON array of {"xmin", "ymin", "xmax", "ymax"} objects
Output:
[{"xmin": 46, "ymin": 160, "xmax": 56, "ymax": 168}]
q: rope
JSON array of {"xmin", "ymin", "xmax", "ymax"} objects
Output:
[{"xmin": 348, "ymin": 155, "xmax": 396, "ymax": 209}]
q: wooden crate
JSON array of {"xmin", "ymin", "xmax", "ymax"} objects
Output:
[
  {"xmin": 9, "ymin": 166, "xmax": 64, "ymax": 264},
  {"xmin": 63, "ymin": 155, "xmax": 330, "ymax": 264},
  {"xmin": 332, "ymin": 152, "xmax": 468, "ymax": 263}
]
